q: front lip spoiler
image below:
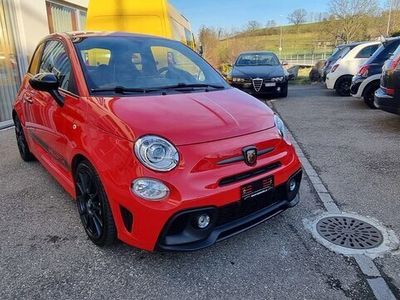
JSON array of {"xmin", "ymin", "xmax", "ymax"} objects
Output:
[{"xmin": 157, "ymin": 195, "xmax": 298, "ymax": 252}]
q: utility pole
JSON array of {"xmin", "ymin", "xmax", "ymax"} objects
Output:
[
  {"xmin": 387, "ymin": 0, "xmax": 393, "ymax": 36},
  {"xmin": 279, "ymin": 26, "xmax": 283, "ymax": 55}
]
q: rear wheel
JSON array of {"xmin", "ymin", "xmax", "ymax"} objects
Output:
[
  {"xmin": 14, "ymin": 115, "xmax": 35, "ymax": 162},
  {"xmin": 335, "ymin": 77, "xmax": 352, "ymax": 96},
  {"xmin": 75, "ymin": 161, "xmax": 116, "ymax": 246},
  {"xmin": 363, "ymin": 82, "xmax": 379, "ymax": 109}
]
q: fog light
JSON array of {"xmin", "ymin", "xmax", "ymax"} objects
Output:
[
  {"xmin": 132, "ymin": 178, "xmax": 169, "ymax": 201},
  {"xmin": 197, "ymin": 214, "xmax": 211, "ymax": 229},
  {"xmin": 289, "ymin": 178, "xmax": 297, "ymax": 192}
]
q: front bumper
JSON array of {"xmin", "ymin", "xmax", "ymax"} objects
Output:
[
  {"xmin": 231, "ymin": 81, "xmax": 287, "ymax": 95},
  {"xmin": 157, "ymin": 170, "xmax": 302, "ymax": 251},
  {"xmin": 375, "ymin": 88, "xmax": 400, "ymax": 115},
  {"xmin": 325, "ymin": 74, "xmax": 335, "ymax": 90},
  {"xmin": 107, "ymin": 129, "xmax": 302, "ymax": 252},
  {"xmin": 350, "ymin": 76, "xmax": 364, "ymax": 97}
]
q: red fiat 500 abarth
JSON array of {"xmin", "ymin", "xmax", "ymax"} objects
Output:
[{"xmin": 13, "ymin": 32, "xmax": 302, "ymax": 251}]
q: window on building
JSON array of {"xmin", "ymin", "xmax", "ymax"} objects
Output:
[{"xmin": 46, "ymin": 1, "xmax": 87, "ymax": 33}]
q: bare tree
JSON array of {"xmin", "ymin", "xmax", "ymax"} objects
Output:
[
  {"xmin": 287, "ymin": 9, "xmax": 307, "ymax": 26},
  {"xmin": 266, "ymin": 19, "xmax": 277, "ymax": 28},
  {"xmin": 328, "ymin": 0, "xmax": 378, "ymax": 42},
  {"xmin": 246, "ymin": 20, "xmax": 262, "ymax": 32}
]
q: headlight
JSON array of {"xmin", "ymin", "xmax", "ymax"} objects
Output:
[
  {"xmin": 274, "ymin": 115, "xmax": 287, "ymax": 138},
  {"xmin": 271, "ymin": 76, "xmax": 284, "ymax": 82},
  {"xmin": 132, "ymin": 178, "xmax": 169, "ymax": 200},
  {"xmin": 232, "ymin": 77, "xmax": 246, "ymax": 83},
  {"xmin": 134, "ymin": 135, "xmax": 179, "ymax": 172}
]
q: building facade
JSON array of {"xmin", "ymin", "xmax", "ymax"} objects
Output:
[{"xmin": 0, "ymin": 0, "xmax": 88, "ymax": 128}]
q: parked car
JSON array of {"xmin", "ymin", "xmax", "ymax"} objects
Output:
[
  {"xmin": 326, "ymin": 42, "xmax": 380, "ymax": 96},
  {"xmin": 13, "ymin": 32, "xmax": 303, "ymax": 251},
  {"xmin": 321, "ymin": 42, "xmax": 363, "ymax": 81},
  {"xmin": 375, "ymin": 44, "xmax": 400, "ymax": 115},
  {"xmin": 228, "ymin": 51, "xmax": 289, "ymax": 97},
  {"xmin": 351, "ymin": 37, "xmax": 400, "ymax": 108}
]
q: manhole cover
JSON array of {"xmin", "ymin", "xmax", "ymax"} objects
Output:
[{"xmin": 316, "ymin": 216, "xmax": 383, "ymax": 249}]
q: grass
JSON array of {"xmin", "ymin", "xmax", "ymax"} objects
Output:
[{"xmin": 290, "ymin": 67, "xmax": 312, "ymax": 85}]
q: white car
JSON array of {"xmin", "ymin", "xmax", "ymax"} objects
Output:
[{"xmin": 326, "ymin": 42, "xmax": 380, "ymax": 96}]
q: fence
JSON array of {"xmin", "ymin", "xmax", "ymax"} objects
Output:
[{"xmin": 279, "ymin": 53, "xmax": 330, "ymax": 66}]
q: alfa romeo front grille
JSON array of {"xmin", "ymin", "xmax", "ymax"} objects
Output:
[{"xmin": 252, "ymin": 78, "xmax": 263, "ymax": 92}]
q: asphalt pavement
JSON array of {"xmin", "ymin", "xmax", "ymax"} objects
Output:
[
  {"xmin": 272, "ymin": 83, "xmax": 400, "ymax": 297},
  {"xmin": 0, "ymin": 84, "xmax": 396, "ymax": 299}
]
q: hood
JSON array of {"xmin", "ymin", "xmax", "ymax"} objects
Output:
[
  {"xmin": 232, "ymin": 65, "xmax": 285, "ymax": 78},
  {"xmin": 97, "ymin": 88, "xmax": 276, "ymax": 146}
]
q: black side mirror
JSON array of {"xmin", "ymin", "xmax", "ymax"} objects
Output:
[{"xmin": 29, "ymin": 73, "xmax": 64, "ymax": 107}]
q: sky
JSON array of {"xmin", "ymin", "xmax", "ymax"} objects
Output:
[{"xmin": 169, "ymin": 0, "xmax": 332, "ymax": 34}]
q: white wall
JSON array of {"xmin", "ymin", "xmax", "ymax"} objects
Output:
[{"xmin": 16, "ymin": 0, "xmax": 89, "ymax": 58}]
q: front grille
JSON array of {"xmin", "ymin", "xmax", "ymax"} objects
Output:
[
  {"xmin": 219, "ymin": 162, "xmax": 281, "ymax": 186},
  {"xmin": 252, "ymin": 78, "xmax": 263, "ymax": 92},
  {"xmin": 216, "ymin": 185, "xmax": 286, "ymax": 227}
]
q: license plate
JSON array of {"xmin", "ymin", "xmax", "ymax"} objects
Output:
[
  {"xmin": 241, "ymin": 176, "xmax": 274, "ymax": 201},
  {"xmin": 265, "ymin": 82, "xmax": 276, "ymax": 87}
]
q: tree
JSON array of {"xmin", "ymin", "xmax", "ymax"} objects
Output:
[
  {"xmin": 246, "ymin": 20, "xmax": 262, "ymax": 32},
  {"xmin": 328, "ymin": 0, "xmax": 378, "ymax": 42},
  {"xmin": 266, "ymin": 19, "xmax": 277, "ymax": 28},
  {"xmin": 198, "ymin": 26, "xmax": 220, "ymax": 65},
  {"xmin": 287, "ymin": 9, "xmax": 307, "ymax": 26}
]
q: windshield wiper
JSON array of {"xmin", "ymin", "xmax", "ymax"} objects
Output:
[
  {"xmin": 156, "ymin": 83, "xmax": 226, "ymax": 91},
  {"xmin": 90, "ymin": 86, "xmax": 160, "ymax": 94}
]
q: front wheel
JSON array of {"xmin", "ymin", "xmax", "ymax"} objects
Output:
[
  {"xmin": 280, "ymin": 84, "xmax": 288, "ymax": 98},
  {"xmin": 75, "ymin": 161, "xmax": 116, "ymax": 246},
  {"xmin": 335, "ymin": 77, "xmax": 352, "ymax": 96}
]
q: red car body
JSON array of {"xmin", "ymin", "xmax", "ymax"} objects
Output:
[{"xmin": 13, "ymin": 32, "xmax": 302, "ymax": 251}]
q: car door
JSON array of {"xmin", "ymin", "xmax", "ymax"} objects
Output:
[
  {"xmin": 22, "ymin": 43, "xmax": 45, "ymax": 131},
  {"xmin": 29, "ymin": 39, "xmax": 82, "ymax": 172}
]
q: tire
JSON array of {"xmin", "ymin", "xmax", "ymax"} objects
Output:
[
  {"xmin": 335, "ymin": 77, "xmax": 352, "ymax": 96},
  {"xmin": 75, "ymin": 160, "xmax": 116, "ymax": 246},
  {"xmin": 280, "ymin": 84, "xmax": 288, "ymax": 98},
  {"xmin": 363, "ymin": 83, "xmax": 379, "ymax": 109},
  {"xmin": 14, "ymin": 115, "xmax": 35, "ymax": 162}
]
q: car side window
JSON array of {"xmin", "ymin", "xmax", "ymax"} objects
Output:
[
  {"xmin": 28, "ymin": 43, "xmax": 45, "ymax": 75},
  {"xmin": 356, "ymin": 45, "xmax": 379, "ymax": 59},
  {"xmin": 39, "ymin": 40, "xmax": 77, "ymax": 94}
]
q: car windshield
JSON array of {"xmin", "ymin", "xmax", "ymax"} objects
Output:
[
  {"xmin": 73, "ymin": 35, "xmax": 229, "ymax": 94},
  {"xmin": 235, "ymin": 53, "xmax": 280, "ymax": 66},
  {"xmin": 330, "ymin": 47, "xmax": 344, "ymax": 60}
]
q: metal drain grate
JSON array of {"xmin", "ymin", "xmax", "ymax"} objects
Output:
[{"xmin": 316, "ymin": 216, "xmax": 383, "ymax": 249}]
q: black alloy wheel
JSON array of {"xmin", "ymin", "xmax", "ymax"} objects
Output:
[
  {"xmin": 14, "ymin": 116, "xmax": 35, "ymax": 161},
  {"xmin": 75, "ymin": 161, "xmax": 116, "ymax": 246},
  {"xmin": 363, "ymin": 84, "xmax": 379, "ymax": 109},
  {"xmin": 336, "ymin": 77, "xmax": 352, "ymax": 96}
]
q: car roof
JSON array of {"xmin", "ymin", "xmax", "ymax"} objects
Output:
[
  {"xmin": 238, "ymin": 51, "xmax": 277, "ymax": 55},
  {"xmin": 49, "ymin": 31, "xmax": 173, "ymax": 41}
]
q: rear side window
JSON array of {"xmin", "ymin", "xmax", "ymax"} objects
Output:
[
  {"xmin": 28, "ymin": 43, "xmax": 45, "ymax": 75},
  {"xmin": 39, "ymin": 40, "xmax": 77, "ymax": 94},
  {"xmin": 389, "ymin": 43, "xmax": 400, "ymax": 60},
  {"xmin": 374, "ymin": 40, "xmax": 400, "ymax": 63},
  {"xmin": 356, "ymin": 45, "xmax": 379, "ymax": 58}
]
